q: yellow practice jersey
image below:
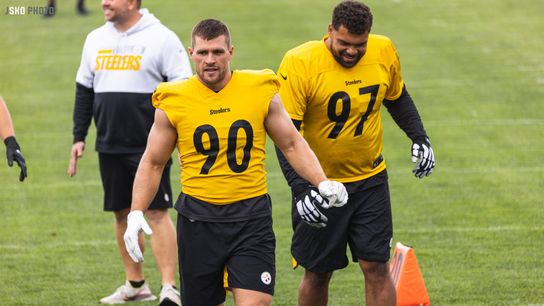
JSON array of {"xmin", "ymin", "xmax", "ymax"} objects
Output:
[
  {"xmin": 153, "ymin": 70, "xmax": 280, "ymax": 204},
  {"xmin": 278, "ymin": 34, "xmax": 404, "ymax": 182}
]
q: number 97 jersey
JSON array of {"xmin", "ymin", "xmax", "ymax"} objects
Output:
[
  {"xmin": 153, "ymin": 70, "xmax": 279, "ymax": 204},
  {"xmin": 278, "ymin": 34, "xmax": 404, "ymax": 183}
]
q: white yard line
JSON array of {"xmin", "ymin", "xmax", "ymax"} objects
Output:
[
  {"xmin": 2, "ymin": 226, "xmax": 543, "ymax": 251},
  {"xmin": 398, "ymin": 225, "xmax": 544, "ymax": 234},
  {"xmin": 412, "ymin": 167, "xmax": 544, "ymax": 174},
  {"xmin": 0, "ymin": 240, "xmax": 116, "ymax": 250},
  {"xmin": 424, "ymin": 118, "xmax": 544, "ymax": 126}
]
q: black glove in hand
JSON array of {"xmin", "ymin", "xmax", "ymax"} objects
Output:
[
  {"xmin": 295, "ymin": 188, "xmax": 329, "ymax": 228},
  {"xmin": 4, "ymin": 136, "xmax": 27, "ymax": 182},
  {"xmin": 411, "ymin": 137, "xmax": 435, "ymax": 179}
]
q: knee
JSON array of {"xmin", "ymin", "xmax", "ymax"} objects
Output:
[
  {"xmin": 113, "ymin": 209, "xmax": 130, "ymax": 225},
  {"xmin": 303, "ymin": 270, "xmax": 333, "ymax": 288},
  {"xmin": 144, "ymin": 208, "xmax": 169, "ymax": 225},
  {"xmin": 236, "ymin": 297, "xmax": 272, "ymax": 306},
  {"xmin": 360, "ymin": 260, "xmax": 390, "ymax": 280},
  {"xmin": 232, "ymin": 288, "xmax": 272, "ymax": 306}
]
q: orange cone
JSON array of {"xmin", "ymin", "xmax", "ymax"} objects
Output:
[{"xmin": 389, "ymin": 242, "xmax": 430, "ymax": 306}]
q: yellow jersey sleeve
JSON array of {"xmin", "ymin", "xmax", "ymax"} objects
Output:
[
  {"xmin": 381, "ymin": 38, "xmax": 404, "ymax": 101},
  {"xmin": 154, "ymin": 71, "xmax": 278, "ymax": 204},
  {"xmin": 277, "ymin": 53, "xmax": 310, "ymax": 120},
  {"xmin": 152, "ymin": 80, "xmax": 186, "ymax": 126}
]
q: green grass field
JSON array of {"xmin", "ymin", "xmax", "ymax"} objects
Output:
[{"xmin": 1, "ymin": 0, "xmax": 543, "ymax": 305}]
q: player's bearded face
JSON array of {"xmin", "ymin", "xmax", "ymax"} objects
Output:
[
  {"xmin": 190, "ymin": 35, "xmax": 233, "ymax": 91},
  {"xmin": 328, "ymin": 25, "xmax": 369, "ymax": 68}
]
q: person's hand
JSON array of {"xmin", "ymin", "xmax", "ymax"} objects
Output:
[
  {"xmin": 295, "ymin": 188, "xmax": 329, "ymax": 228},
  {"xmin": 124, "ymin": 210, "xmax": 152, "ymax": 263},
  {"xmin": 411, "ymin": 137, "xmax": 435, "ymax": 178},
  {"xmin": 318, "ymin": 180, "xmax": 348, "ymax": 208},
  {"xmin": 4, "ymin": 136, "xmax": 27, "ymax": 182},
  {"xmin": 67, "ymin": 141, "xmax": 85, "ymax": 177}
]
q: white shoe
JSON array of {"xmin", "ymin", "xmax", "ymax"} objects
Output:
[
  {"xmin": 100, "ymin": 281, "xmax": 157, "ymax": 304},
  {"xmin": 158, "ymin": 284, "xmax": 181, "ymax": 306}
]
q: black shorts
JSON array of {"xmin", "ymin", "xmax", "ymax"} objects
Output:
[
  {"xmin": 291, "ymin": 172, "xmax": 392, "ymax": 273},
  {"xmin": 98, "ymin": 153, "xmax": 173, "ymax": 212},
  {"xmin": 176, "ymin": 208, "xmax": 276, "ymax": 305}
]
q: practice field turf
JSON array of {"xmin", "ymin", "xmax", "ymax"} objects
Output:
[{"xmin": 1, "ymin": 0, "xmax": 543, "ymax": 305}]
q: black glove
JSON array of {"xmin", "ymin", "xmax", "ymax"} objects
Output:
[
  {"xmin": 4, "ymin": 136, "xmax": 27, "ymax": 182},
  {"xmin": 295, "ymin": 187, "xmax": 329, "ymax": 228},
  {"xmin": 411, "ymin": 137, "xmax": 435, "ymax": 178}
]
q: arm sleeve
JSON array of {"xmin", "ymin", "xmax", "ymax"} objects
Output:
[
  {"xmin": 383, "ymin": 39, "xmax": 404, "ymax": 101},
  {"xmin": 152, "ymin": 82, "xmax": 177, "ymax": 127},
  {"xmin": 160, "ymin": 31, "xmax": 193, "ymax": 81},
  {"xmin": 382, "ymin": 85, "xmax": 428, "ymax": 142},
  {"xmin": 277, "ymin": 55, "xmax": 308, "ymax": 120},
  {"xmin": 75, "ymin": 35, "xmax": 94, "ymax": 88},
  {"xmin": 72, "ymin": 82, "xmax": 94, "ymax": 143},
  {"xmin": 274, "ymin": 119, "xmax": 311, "ymax": 195}
]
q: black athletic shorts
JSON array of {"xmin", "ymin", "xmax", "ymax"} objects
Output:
[
  {"xmin": 98, "ymin": 153, "xmax": 173, "ymax": 212},
  {"xmin": 176, "ymin": 195, "xmax": 276, "ymax": 306},
  {"xmin": 291, "ymin": 170, "xmax": 392, "ymax": 273}
]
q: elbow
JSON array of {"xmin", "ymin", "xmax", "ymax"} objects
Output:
[{"xmin": 279, "ymin": 136, "xmax": 305, "ymax": 156}]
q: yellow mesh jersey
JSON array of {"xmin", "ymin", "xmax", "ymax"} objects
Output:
[
  {"xmin": 153, "ymin": 70, "xmax": 279, "ymax": 204},
  {"xmin": 278, "ymin": 34, "xmax": 404, "ymax": 182}
]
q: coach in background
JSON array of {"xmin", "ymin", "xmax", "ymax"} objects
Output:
[
  {"xmin": 1, "ymin": 96, "xmax": 27, "ymax": 182},
  {"xmin": 275, "ymin": 1, "xmax": 436, "ymax": 305},
  {"xmin": 67, "ymin": 0, "xmax": 191, "ymax": 305}
]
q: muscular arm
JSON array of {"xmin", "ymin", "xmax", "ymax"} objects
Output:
[
  {"xmin": 131, "ymin": 109, "xmax": 177, "ymax": 212},
  {"xmin": 274, "ymin": 120, "xmax": 311, "ymax": 194},
  {"xmin": 265, "ymin": 94, "xmax": 327, "ymax": 187}
]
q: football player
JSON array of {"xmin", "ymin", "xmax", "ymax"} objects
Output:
[
  {"xmin": 124, "ymin": 19, "xmax": 348, "ymax": 306},
  {"xmin": 275, "ymin": 1, "xmax": 435, "ymax": 305}
]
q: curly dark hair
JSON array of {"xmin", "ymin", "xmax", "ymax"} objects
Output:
[
  {"xmin": 332, "ymin": 1, "xmax": 373, "ymax": 34},
  {"xmin": 191, "ymin": 19, "xmax": 231, "ymax": 47}
]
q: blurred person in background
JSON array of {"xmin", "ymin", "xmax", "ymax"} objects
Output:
[
  {"xmin": 67, "ymin": 0, "xmax": 192, "ymax": 305},
  {"xmin": 44, "ymin": 0, "xmax": 88, "ymax": 17}
]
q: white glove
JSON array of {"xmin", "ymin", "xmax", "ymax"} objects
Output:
[
  {"xmin": 296, "ymin": 188, "xmax": 329, "ymax": 228},
  {"xmin": 123, "ymin": 210, "xmax": 152, "ymax": 263},
  {"xmin": 411, "ymin": 138, "xmax": 435, "ymax": 178},
  {"xmin": 318, "ymin": 180, "xmax": 348, "ymax": 208}
]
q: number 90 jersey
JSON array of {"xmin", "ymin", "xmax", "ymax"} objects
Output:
[
  {"xmin": 278, "ymin": 34, "xmax": 404, "ymax": 182},
  {"xmin": 153, "ymin": 70, "xmax": 280, "ymax": 204}
]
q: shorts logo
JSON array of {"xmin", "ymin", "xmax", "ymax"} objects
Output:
[
  {"xmin": 260, "ymin": 272, "xmax": 272, "ymax": 285},
  {"xmin": 164, "ymin": 193, "xmax": 170, "ymax": 202}
]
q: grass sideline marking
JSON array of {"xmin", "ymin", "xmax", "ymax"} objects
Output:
[
  {"xmin": 2, "ymin": 225, "xmax": 543, "ymax": 250},
  {"xmin": 0, "ymin": 240, "xmax": 117, "ymax": 250},
  {"xmin": 425, "ymin": 118, "xmax": 544, "ymax": 126},
  {"xmin": 398, "ymin": 225, "xmax": 544, "ymax": 235}
]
